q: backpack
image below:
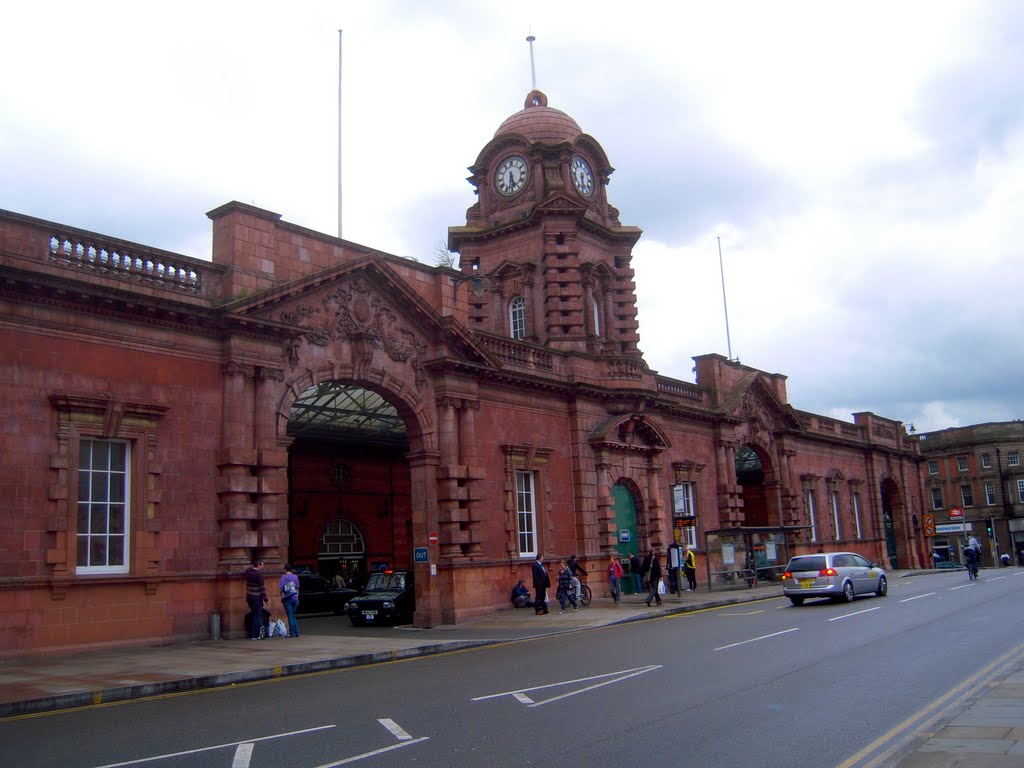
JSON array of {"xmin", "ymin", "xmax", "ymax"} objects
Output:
[{"xmin": 283, "ymin": 579, "xmax": 298, "ymax": 596}]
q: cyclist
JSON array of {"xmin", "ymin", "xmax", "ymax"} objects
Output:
[{"xmin": 963, "ymin": 543, "xmax": 980, "ymax": 579}]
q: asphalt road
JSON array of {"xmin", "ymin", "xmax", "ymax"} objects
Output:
[{"xmin": 7, "ymin": 570, "xmax": 1024, "ymax": 768}]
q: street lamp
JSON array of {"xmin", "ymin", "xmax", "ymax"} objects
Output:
[{"xmin": 451, "ymin": 273, "xmax": 485, "ymax": 298}]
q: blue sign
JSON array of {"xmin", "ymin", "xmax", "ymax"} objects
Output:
[
  {"xmin": 414, "ymin": 547, "xmax": 429, "ymax": 563},
  {"xmin": 619, "ymin": 529, "xmax": 631, "ymax": 543}
]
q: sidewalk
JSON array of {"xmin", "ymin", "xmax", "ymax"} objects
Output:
[{"xmin": 3, "ymin": 572, "xmax": 1023, "ymax": 767}]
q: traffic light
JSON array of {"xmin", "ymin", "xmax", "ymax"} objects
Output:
[{"xmin": 986, "ymin": 521, "xmax": 993, "ymax": 537}]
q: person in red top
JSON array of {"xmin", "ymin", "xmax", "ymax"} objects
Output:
[{"xmin": 608, "ymin": 555, "xmax": 623, "ymax": 604}]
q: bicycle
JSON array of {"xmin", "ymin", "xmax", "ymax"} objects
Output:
[
  {"xmin": 572, "ymin": 577, "xmax": 592, "ymax": 606},
  {"xmin": 967, "ymin": 560, "xmax": 979, "ymax": 580}
]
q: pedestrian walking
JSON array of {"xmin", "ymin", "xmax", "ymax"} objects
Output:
[
  {"xmin": 629, "ymin": 553, "xmax": 643, "ymax": 594},
  {"xmin": 683, "ymin": 544, "xmax": 697, "ymax": 591},
  {"xmin": 532, "ymin": 555, "xmax": 550, "ymax": 615},
  {"xmin": 556, "ymin": 561, "xmax": 578, "ymax": 613},
  {"xmin": 278, "ymin": 563, "xmax": 300, "ymax": 638},
  {"xmin": 645, "ymin": 549, "xmax": 663, "ymax": 607},
  {"xmin": 608, "ymin": 555, "xmax": 623, "ymax": 604},
  {"xmin": 244, "ymin": 559, "xmax": 268, "ymax": 640}
]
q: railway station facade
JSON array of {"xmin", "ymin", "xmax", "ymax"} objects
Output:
[{"xmin": 0, "ymin": 91, "xmax": 926, "ymax": 655}]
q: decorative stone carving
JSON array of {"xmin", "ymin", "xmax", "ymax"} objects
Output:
[{"xmin": 280, "ymin": 277, "xmax": 428, "ymax": 388}]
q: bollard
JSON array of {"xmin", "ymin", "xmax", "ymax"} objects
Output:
[{"xmin": 209, "ymin": 612, "xmax": 221, "ymax": 640}]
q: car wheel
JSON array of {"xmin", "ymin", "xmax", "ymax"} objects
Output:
[
  {"xmin": 789, "ymin": 596, "xmax": 804, "ymax": 606},
  {"xmin": 841, "ymin": 581, "xmax": 855, "ymax": 603},
  {"xmin": 348, "ymin": 616, "xmax": 364, "ymax": 627},
  {"xmin": 875, "ymin": 576, "xmax": 888, "ymax": 597}
]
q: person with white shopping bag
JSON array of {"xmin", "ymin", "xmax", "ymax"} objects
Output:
[{"xmin": 645, "ymin": 548, "xmax": 663, "ymax": 607}]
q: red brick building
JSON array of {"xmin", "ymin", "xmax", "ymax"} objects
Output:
[{"xmin": 0, "ymin": 91, "xmax": 925, "ymax": 656}]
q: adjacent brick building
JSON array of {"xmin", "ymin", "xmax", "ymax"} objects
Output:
[
  {"xmin": 0, "ymin": 90, "xmax": 926, "ymax": 656},
  {"xmin": 914, "ymin": 421, "xmax": 1024, "ymax": 566}
]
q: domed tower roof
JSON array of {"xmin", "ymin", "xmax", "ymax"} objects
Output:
[{"xmin": 494, "ymin": 90, "xmax": 581, "ymax": 145}]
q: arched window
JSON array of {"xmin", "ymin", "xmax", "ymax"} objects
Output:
[
  {"xmin": 320, "ymin": 519, "xmax": 366, "ymax": 556},
  {"xmin": 509, "ymin": 296, "xmax": 526, "ymax": 340}
]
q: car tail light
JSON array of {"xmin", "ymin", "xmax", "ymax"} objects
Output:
[
  {"xmin": 782, "ymin": 571, "xmax": 793, "ymax": 579},
  {"xmin": 819, "ymin": 568, "xmax": 837, "ymax": 577}
]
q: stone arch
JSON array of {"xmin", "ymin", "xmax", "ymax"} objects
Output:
[
  {"xmin": 880, "ymin": 475, "xmax": 905, "ymax": 569},
  {"xmin": 735, "ymin": 442, "xmax": 781, "ymax": 527}
]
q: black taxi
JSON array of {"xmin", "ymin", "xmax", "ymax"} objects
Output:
[{"xmin": 344, "ymin": 570, "xmax": 414, "ymax": 626}]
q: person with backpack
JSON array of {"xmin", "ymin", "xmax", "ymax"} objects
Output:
[{"xmin": 278, "ymin": 563, "xmax": 300, "ymax": 638}]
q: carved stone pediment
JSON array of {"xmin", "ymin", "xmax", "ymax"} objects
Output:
[{"xmin": 589, "ymin": 413, "xmax": 670, "ymax": 453}]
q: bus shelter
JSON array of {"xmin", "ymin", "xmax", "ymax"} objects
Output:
[{"xmin": 702, "ymin": 527, "xmax": 810, "ymax": 592}]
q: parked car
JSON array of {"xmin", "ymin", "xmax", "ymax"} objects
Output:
[
  {"xmin": 295, "ymin": 573, "xmax": 358, "ymax": 615},
  {"xmin": 781, "ymin": 552, "xmax": 887, "ymax": 606},
  {"xmin": 345, "ymin": 570, "xmax": 414, "ymax": 626}
]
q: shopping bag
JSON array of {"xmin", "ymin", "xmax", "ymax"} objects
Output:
[{"xmin": 657, "ymin": 578, "xmax": 666, "ymax": 595}]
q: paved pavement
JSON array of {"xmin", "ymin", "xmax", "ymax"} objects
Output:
[{"xmin": 3, "ymin": 571, "xmax": 1023, "ymax": 767}]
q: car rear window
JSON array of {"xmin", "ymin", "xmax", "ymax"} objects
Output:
[{"xmin": 787, "ymin": 556, "xmax": 826, "ymax": 572}]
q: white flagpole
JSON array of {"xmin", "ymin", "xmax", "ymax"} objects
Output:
[{"xmin": 344, "ymin": 29, "xmax": 348, "ymax": 240}]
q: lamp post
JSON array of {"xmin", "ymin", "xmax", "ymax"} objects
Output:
[{"xmin": 451, "ymin": 273, "xmax": 485, "ymax": 300}]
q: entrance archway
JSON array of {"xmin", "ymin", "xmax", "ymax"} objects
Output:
[
  {"xmin": 286, "ymin": 382, "xmax": 412, "ymax": 589},
  {"xmin": 880, "ymin": 478, "xmax": 901, "ymax": 569},
  {"xmin": 735, "ymin": 444, "xmax": 769, "ymax": 526}
]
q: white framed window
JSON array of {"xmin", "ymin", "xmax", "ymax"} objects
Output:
[
  {"xmin": 927, "ymin": 460, "xmax": 939, "ymax": 475},
  {"xmin": 509, "ymin": 296, "xmax": 526, "ymax": 340},
  {"xmin": 930, "ymin": 487, "xmax": 944, "ymax": 511},
  {"xmin": 805, "ymin": 489, "xmax": 818, "ymax": 541},
  {"xmin": 981, "ymin": 453, "xmax": 992, "ymax": 469},
  {"xmin": 77, "ymin": 439, "xmax": 130, "ymax": 574},
  {"xmin": 1017, "ymin": 479, "xmax": 1024, "ymax": 503},
  {"xmin": 1009, "ymin": 451, "xmax": 1020, "ymax": 467},
  {"xmin": 985, "ymin": 481, "xmax": 997, "ymax": 506},
  {"xmin": 956, "ymin": 455, "xmax": 969, "ymax": 472},
  {"xmin": 592, "ymin": 298, "xmax": 601, "ymax": 336},
  {"xmin": 830, "ymin": 490, "xmax": 841, "ymax": 541},
  {"xmin": 960, "ymin": 484, "xmax": 974, "ymax": 507},
  {"xmin": 852, "ymin": 492, "xmax": 862, "ymax": 539},
  {"xmin": 515, "ymin": 470, "xmax": 537, "ymax": 557}
]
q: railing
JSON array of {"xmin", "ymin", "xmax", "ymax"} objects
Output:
[
  {"xmin": 656, "ymin": 376, "xmax": 705, "ymax": 403},
  {"xmin": 48, "ymin": 232, "xmax": 206, "ymax": 294},
  {"xmin": 477, "ymin": 335, "xmax": 554, "ymax": 371}
]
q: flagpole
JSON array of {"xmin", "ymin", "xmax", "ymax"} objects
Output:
[
  {"xmin": 718, "ymin": 236, "xmax": 734, "ymax": 362},
  {"xmin": 344, "ymin": 29, "xmax": 348, "ymax": 240}
]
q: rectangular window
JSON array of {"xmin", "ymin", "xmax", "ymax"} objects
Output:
[
  {"xmin": 985, "ymin": 481, "xmax": 997, "ymax": 506},
  {"xmin": 960, "ymin": 484, "xmax": 974, "ymax": 507},
  {"xmin": 1018, "ymin": 479, "xmax": 1024, "ymax": 504},
  {"xmin": 830, "ymin": 490, "xmax": 841, "ymax": 541},
  {"xmin": 77, "ymin": 439, "xmax": 130, "ymax": 574},
  {"xmin": 805, "ymin": 489, "xmax": 817, "ymax": 541},
  {"xmin": 515, "ymin": 470, "xmax": 536, "ymax": 557},
  {"xmin": 981, "ymin": 453, "xmax": 992, "ymax": 469},
  {"xmin": 927, "ymin": 460, "xmax": 939, "ymax": 475},
  {"xmin": 956, "ymin": 455, "xmax": 969, "ymax": 472},
  {"xmin": 852, "ymin": 492, "xmax": 862, "ymax": 539},
  {"xmin": 930, "ymin": 487, "xmax": 944, "ymax": 511},
  {"xmin": 1010, "ymin": 451, "xmax": 1020, "ymax": 467}
]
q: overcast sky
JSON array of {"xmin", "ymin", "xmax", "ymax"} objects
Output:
[{"xmin": 3, "ymin": 1, "xmax": 1022, "ymax": 433}]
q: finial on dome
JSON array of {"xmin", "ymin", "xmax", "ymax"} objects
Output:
[{"xmin": 524, "ymin": 89, "xmax": 548, "ymax": 109}]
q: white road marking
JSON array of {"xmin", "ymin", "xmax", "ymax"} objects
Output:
[
  {"xmin": 473, "ymin": 665, "xmax": 661, "ymax": 708},
  {"xmin": 88, "ymin": 725, "xmax": 335, "ymax": 768},
  {"xmin": 378, "ymin": 718, "xmax": 412, "ymax": 741},
  {"xmin": 720, "ymin": 609, "xmax": 766, "ymax": 615},
  {"xmin": 899, "ymin": 592, "xmax": 935, "ymax": 603},
  {"xmin": 827, "ymin": 606, "xmax": 880, "ymax": 622},
  {"xmin": 1015, "ymin": 571, "xmax": 1024, "ymax": 577},
  {"xmin": 231, "ymin": 743, "xmax": 253, "ymax": 768},
  {"xmin": 313, "ymin": 737, "xmax": 430, "ymax": 768},
  {"xmin": 714, "ymin": 628, "xmax": 798, "ymax": 651},
  {"xmin": 950, "ymin": 583, "xmax": 977, "ymax": 590},
  {"xmin": 987, "ymin": 575, "xmax": 1006, "ymax": 582}
]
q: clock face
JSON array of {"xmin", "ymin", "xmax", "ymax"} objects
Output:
[
  {"xmin": 495, "ymin": 155, "xmax": 528, "ymax": 196},
  {"xmin": 571, "ymin": 155, "xmax": 595, "ymax": 197}
]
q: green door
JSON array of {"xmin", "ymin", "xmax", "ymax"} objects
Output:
[{"xmin": 612, "ymin": 484, "xmax": 639, "ymax": 593}]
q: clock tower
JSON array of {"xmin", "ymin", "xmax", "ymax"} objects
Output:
[{"xmin": 448, "ymin": 90, "xmax": 643, "ymax": 356}]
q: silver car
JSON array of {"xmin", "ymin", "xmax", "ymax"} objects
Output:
[{"xmin": 782, "ymin": 551, "xmax": 887, "ymax": 606}]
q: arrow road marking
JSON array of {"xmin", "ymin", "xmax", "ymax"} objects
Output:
[
  {"xmin": 313, "ymin": 719, "xmax": 429, "ymax": 767},
  {"xmin": 473, "ymin": 665, "xmax": 662, "ymax": 708}
]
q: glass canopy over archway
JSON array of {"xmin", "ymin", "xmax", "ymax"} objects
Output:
[{"xmin": 287, "ymin": 382, "xmax": 409, "ymax": 450}]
